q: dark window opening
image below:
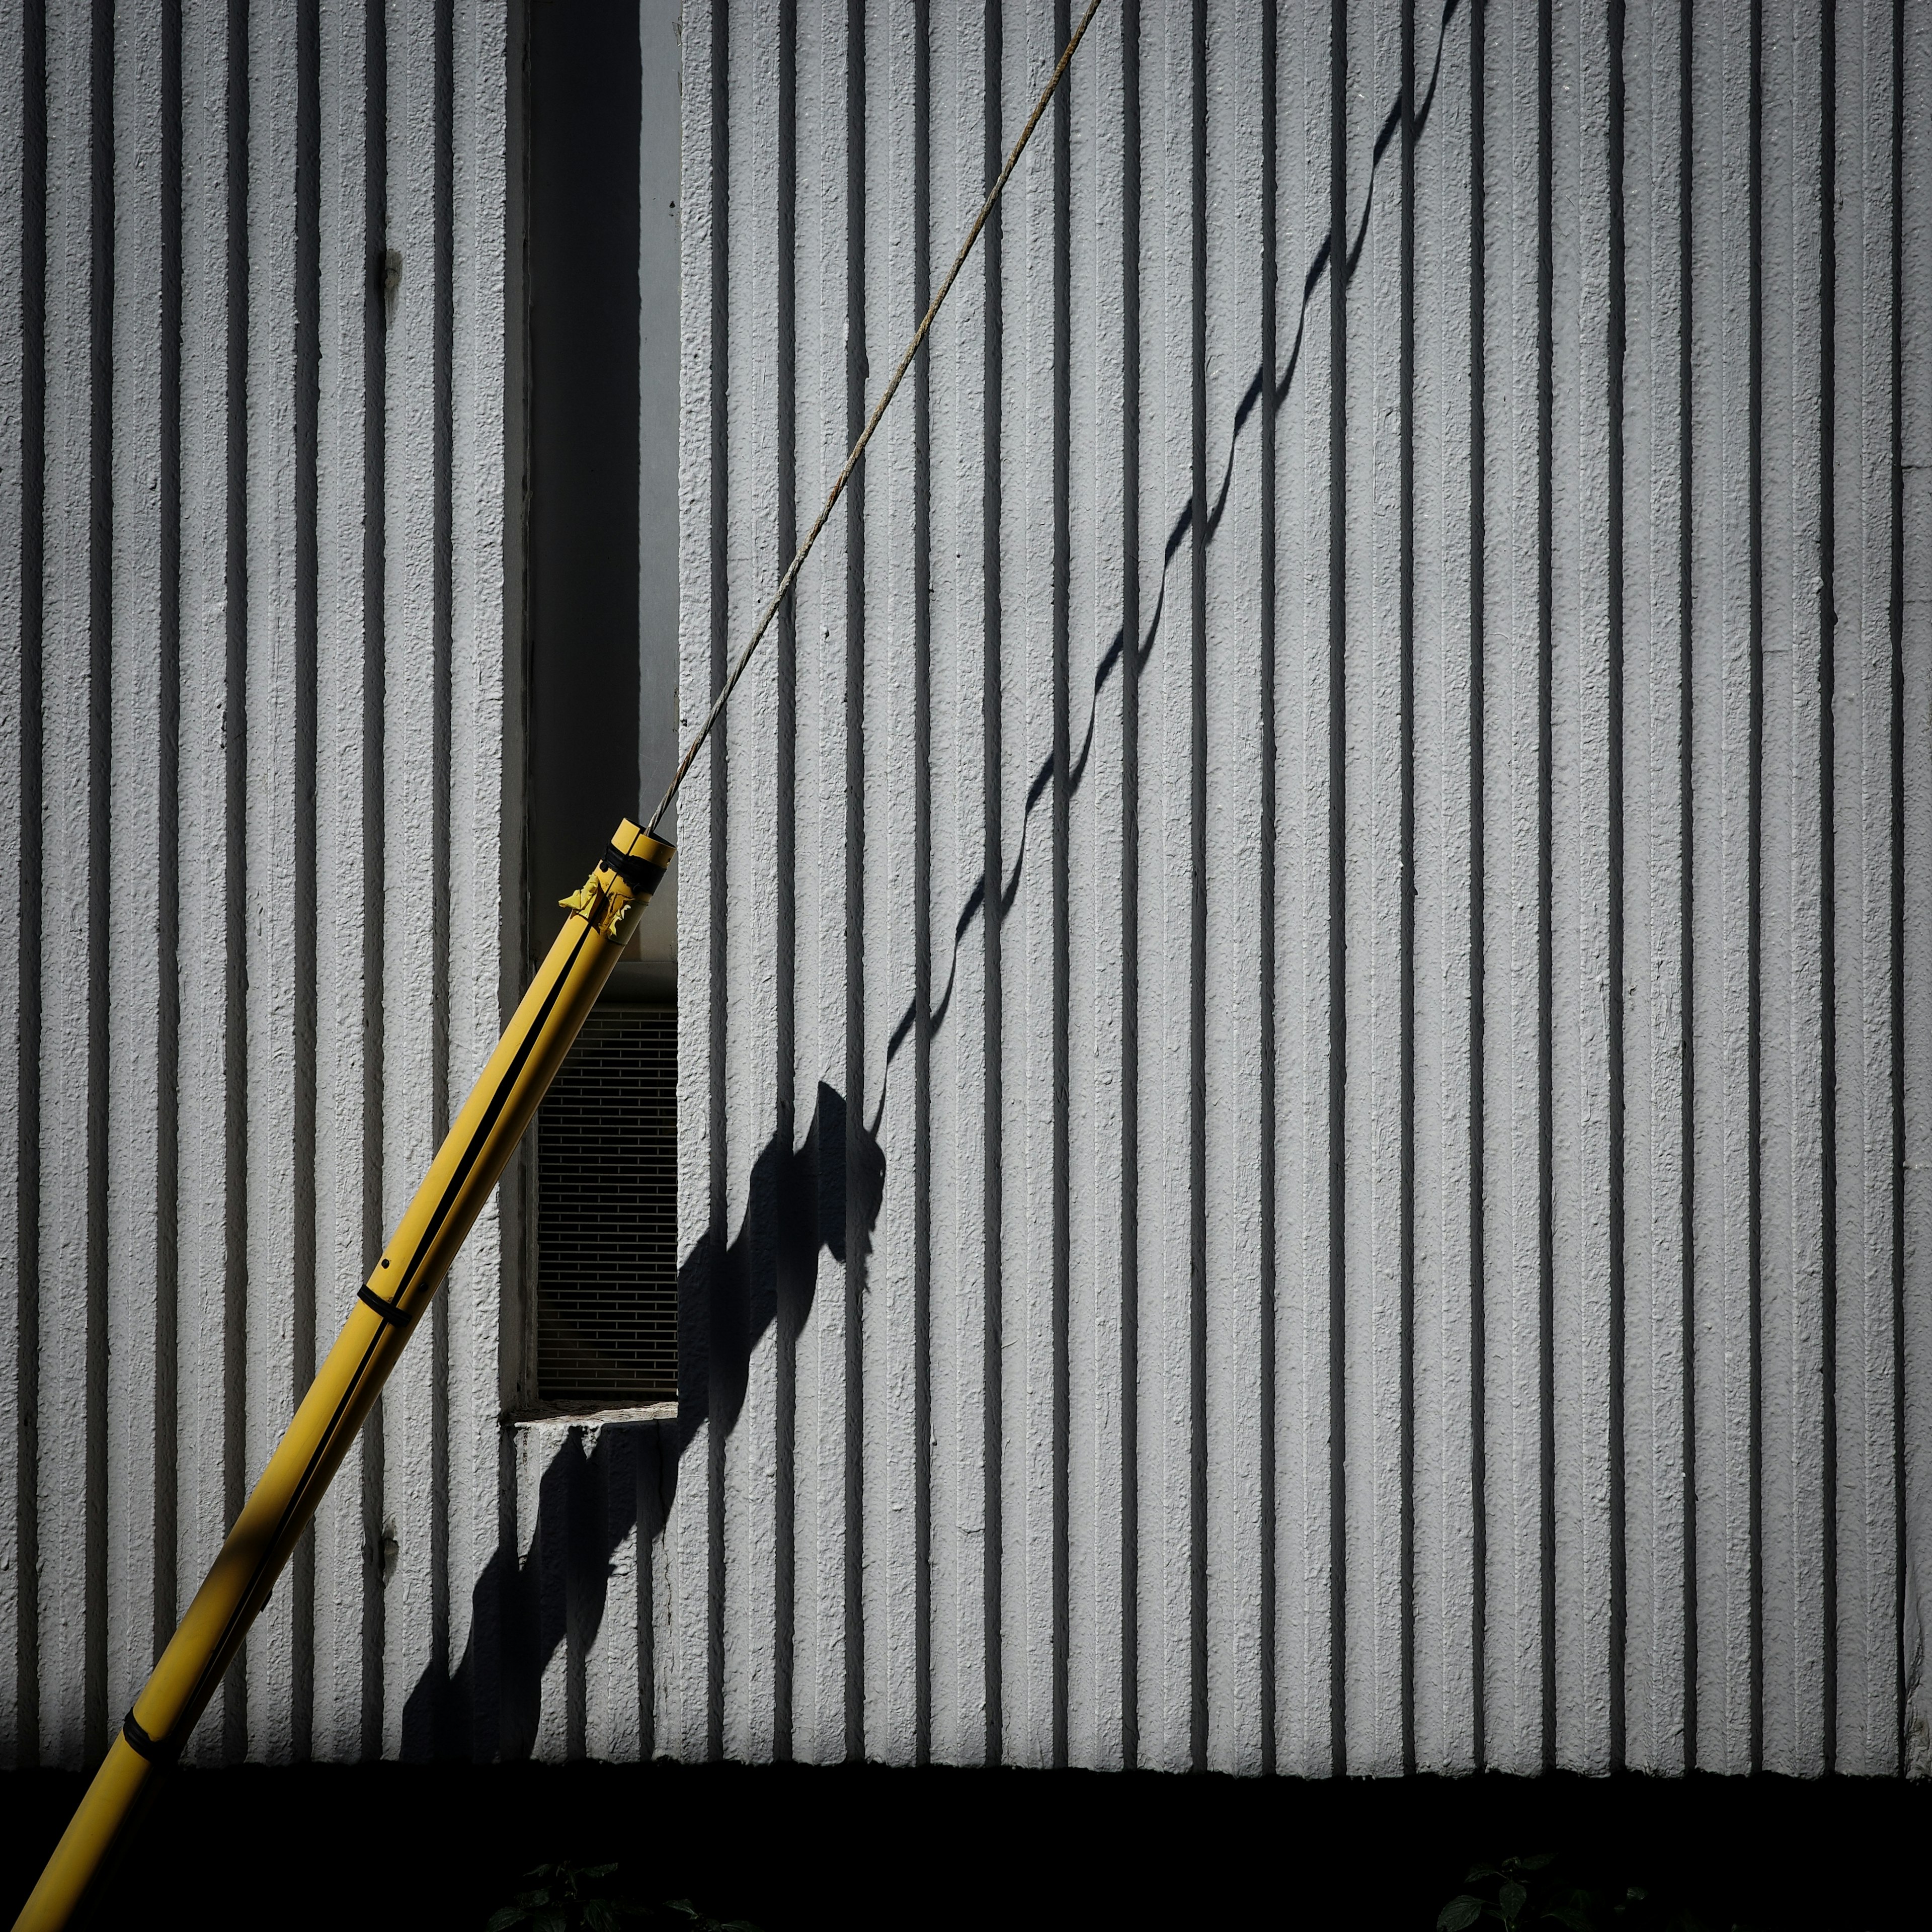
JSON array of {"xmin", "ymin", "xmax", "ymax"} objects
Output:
[{"xmin": 527, "ymin": 0, "xmax": 681, "ymax": 1409}]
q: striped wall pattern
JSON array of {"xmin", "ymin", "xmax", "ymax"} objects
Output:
[
  {"xmin": 2, "ymin": 0, "xmax": 1930, "ymax": 1783},
  {"xmin": 0, "ymin": 0, "xmax": 518, "ymax": 1767},
  {"xmin": 669, "ymin": 0, "xmax": 1932, "ymax": 1778}
]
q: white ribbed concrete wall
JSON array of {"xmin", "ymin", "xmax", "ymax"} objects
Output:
[
  {"xmin": 668, "ymin": 0, "xmax": 1932, "ymax": 1778},
  {"xmin": 0, "ymin": 0, "xmax": 517, "ymax": 1766},
  {"xmin": 3, "ymin": 0, "xmax": 1931, "ymax": 1781}
]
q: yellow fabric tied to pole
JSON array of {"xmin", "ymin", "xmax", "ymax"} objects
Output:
[{"xmin": 13, "ymin": 822, "xmax": 674, "ymax": 1932}]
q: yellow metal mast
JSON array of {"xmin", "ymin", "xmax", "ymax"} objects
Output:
[
  {"xmin": 12, "ymin": 823, "xmax": 673, "ymax": 1932},
  {"xmin": 13, "ymin": 10, "xmax": 1103, "ymax": 1920}
]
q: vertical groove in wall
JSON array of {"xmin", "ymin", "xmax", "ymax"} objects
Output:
[
  {"xmin": 770, "ymin": 0, "xmax": 797, "ymax": 1772},
  {"xmin": 1116, "ymin": 0, "xmax": 1140, "ymax": 1776},
  {"xmin": 154, "ymin": 0, "xmax": 184, "ymax": 1665},
  {"xmin": 1744, "ymin": 0, "xmax": 1764, "ymax": 1776},
  {"xmin": 1048, "ymin": 0, "xmax": 1072, "ymax": 1776},
  {"xmin": 82, "ymin": 0, "xmax": 111, "ymax": 1766},
  {"xmin": 1255, "ymin": 0, "xmax": 1277, "ymax": 1782},
  {"xmin": 427, "ymin": 0, "xmax": 456, "ymax": 1755},
  {"xmin": 1816, "ymin": 0, "xmax": 1838, "ymax": 1776},
  {"xmin": 909, "ymin": 0, "xmax": 932, "ymax": 1774},
  {"xmin": 1396, "ymin": 0, "xmax": 1418, "ymax": 1780},
  {"xmin": 1324, "ymin": 0, "xmax": 1348, "ymax": 1779},
  {"xmin": 1886, "ymin": 0, "xmax": 1907, "ymax": 1780},
  {"xmin": 1605, "ymin": 0, "xmax": 1629, "ymax": 1773},
  {"xmin": 979, "ymin": 0, "xmax": 1003, "ymax": 1772},
  {"xmin": 703, "ymin": 0, "xmax": 729, "ymax": 1770},
  {"xmin": 1538, "ymin": 0, "xmax": 1553, "ymax": 1769},
  {"xmin": 840, "ymin": 0, "xmax": 867, "ymax": 1768},
  {"xmin": 1184, "ymin": 0, "xmax": 1208, "ymax": 1778},
  {"xmin": 1535, "ymin": 0, "xmax": 1556, "ymax": 1775},
  {"xmin": 360, "ymin": 0, "xmax": 388, "ymax": 1764},
  {"xmin": 290, "ymin": 0, "xmax": 321, "ymax": 1760},
  {"xmin": 1674, "ymin": 0, "xmax": 1698, "ymax": 1772},
  {"xmin": 1465, "ymin": 0, "xmax": 1487, "ymax": 1774},
  {"xmin": 221, "ymin": 0, "xmax": 251, "ymax": 1763}
]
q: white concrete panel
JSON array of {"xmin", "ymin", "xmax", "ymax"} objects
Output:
[
  {"xmin": 174, "ymin": 0, "xmax": 244, "ymax": 1768},
  {"xmin": 0, "ymin": 0, "xmax": 29, "ymax": 1769},
  {"xmin": 36, "ymin": 0, "xmax": 105, "ymax": 1768},
  {"xmin": 664, "ymin": 0, "xmax": 724, "ymax": 1764},
  {"xmin": 856, "ymin": 0, "xmax": 926, "ymax": 1770},
  {"xmin": 1900, "ymin": 0, "xmax": 1932, "ymax": 1786},
  {"xmin": 1267, "ymin": 0, "xmax": 1339, "ymax": 1779},
  {"xmin": 1548, "ymin": 0, "xmax": 1616, "ymax": 1774},
  {"xmin": 1756, "ymin": 0, "xmax": 1829, "ymax": 1776},
  {"xmin": 309, "ymin": 0, "xmax": 377, "ymax": 1763},
  {"xmin": 1620, "ymin": 0, "xmax": 1694, "ymax": 1774},
  {"xmin": 1199, "ymin": 0, "xmax": 1267, "ymax": 1779},
  {"xmin": 1063, "ymin": 0, "xmax": 1129, "ymax": 1775},
  {"xmin": 105, "ymin": 0, "xmax": 168, "ymax": 1742},
  {"xmin": 1410, "ymin": 0, "xmax": 1479, "ymax": 1777},
  {"xmin": 920, "ymin": 0, "xmax": 996, "ymax": 1771},
  {"xmin": 378, "ymin": 0, "xmax": 447, "ymax": 1759},
  {"xmin": 446, "ymin": 0, "xmax": 512, "ymax": 1764},
  {"xmin": 992, "ymin": 0, "xmax": 1065, "ymax": 1772},
  {"xmin": 1686, "ymin": 0, "xmax": 1762, "ymax": 1774},
  {"xmin": 240, "ymin": 0, "xmax": 305, "ymax": 1763},
  {"xmin": 1339, "ymin": 0, "xmax": 1407, "ymax": 1778},
  {"xmin": 1478, "ymin": 0, "xmax": 1549, "ymax": 1774},
  {"xmin": 1831, "ymin": 0, "xmax": 1903, "ymax": 1776}
]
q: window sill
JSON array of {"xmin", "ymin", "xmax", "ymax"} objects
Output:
[{"xmin": 508, "ymin": 1399, "xmax": 678, "ymax": 1427}]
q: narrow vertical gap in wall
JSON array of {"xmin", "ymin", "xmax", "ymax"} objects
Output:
[
  {"xmin": 840, "ymin": 0, "xmax": 869, "ymax": 1768},
  {"xmin": 1255, "ymin": 0, "xmax": 1278, "ymax": 1782},
  {"xmin": 15, "ymin": 0, "xmax": 45, "ymax": 1773},
  {"xmin": 153, "ymin": 0, "xmax": 184, "ymax": 1667},
  {"xmin": 1116, "ymin": 0, "xmax": 1142, "ymax": 1778},
  {"xmin": 83, "ymin": 0, "xmax": 114, "ymax": 1767},
  {"xmin": 1674, "ymin": 0, "xmax": 1699, "ymax": 1772},
  {"xmin": 1815, "ymin": 0, "xmax": 1839, "ymax": 1778},
  {"xmin": 703, "ymin": 0, "xmax": 730, "ymax": 1768},
  {"xmin": 1324, "ymin": 0, "xmax": 1349, "ymax": 1783},
  {"xmin": 1744, "ymin": 0, "xmax": 1765, "ymax": 1777},
  {"xmin": 1535, "ymin": 0, "xmax": 1557, "ymax": 1777},
  {"xmin": 909, "ymin": 0, "xmax": 933, "ymax": 1775},
  {"xmin": 1886, "ymin": 0, "xmax": 1907, "ymax": 1781},
  {"xmin": 1184, "ymin": 0, "xmax": 1209, "ymax": 1780},
  {"xmin": 1465, "ymin": 0, "xmax": 1488, "ymax": 1775},
  {"xmin": 290, "ymin": 0, "xmax": 322, "ymax": 1764},
  {"xmin": 221, "ymin": 0, "xmax": 252, "ymax": 1764},
  {"xmin": 1605, "ymin": 0, "xmax": 1630, "ymax": 1775},
  {"xmin": 980, "ymin": 0, "xmax": 1005, "ymax": 1773},
  {"xmin": 770, "ymin": 0, "xmax": 798, "ymax": 1771},
  {"xmin": 359, "ymin": 0, "xmax": 390, "ymax": 1766},
  {"xmin": 1049, "ymin": 0, "xmax": 1074, "ymax": 1777},
  {"xmin": 428, "ymin": 0, "xmax": 456, "ymax": 1759},
  {"xmin": 1397, "ymin": 0, "xmax": 1419, "ymax": 1781}
]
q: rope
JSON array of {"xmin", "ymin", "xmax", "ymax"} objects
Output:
[{"xmin": 647, "ymin": 0, "xmax": 1105, "ymax": 837}]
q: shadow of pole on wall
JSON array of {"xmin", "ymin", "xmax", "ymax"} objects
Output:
[{"xmin": 400, "ymin": 1081, "xmax": 884, "ymax": 1761}]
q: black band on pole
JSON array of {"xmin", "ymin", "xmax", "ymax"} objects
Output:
[
  {"xmin": 357, "ymin": 1285, "xmax": 411, "ymax": 1328},
  {"xmin": 122, "ymin": 1710, "xmax": 179, "ymax": 1764},
  {"xmin": 602, "ymin": 843, "xmax": 666, "ymax": 892}
]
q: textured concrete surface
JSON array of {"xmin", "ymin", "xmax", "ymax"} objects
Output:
[{"xmin": 0, "ymin": 0, "xmax": 1928, "ymax": 1779}]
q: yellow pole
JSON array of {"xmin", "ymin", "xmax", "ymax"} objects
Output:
[{"xmin": 12, "ymin": 821, "xmax": 674, "ymax": 1932}]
